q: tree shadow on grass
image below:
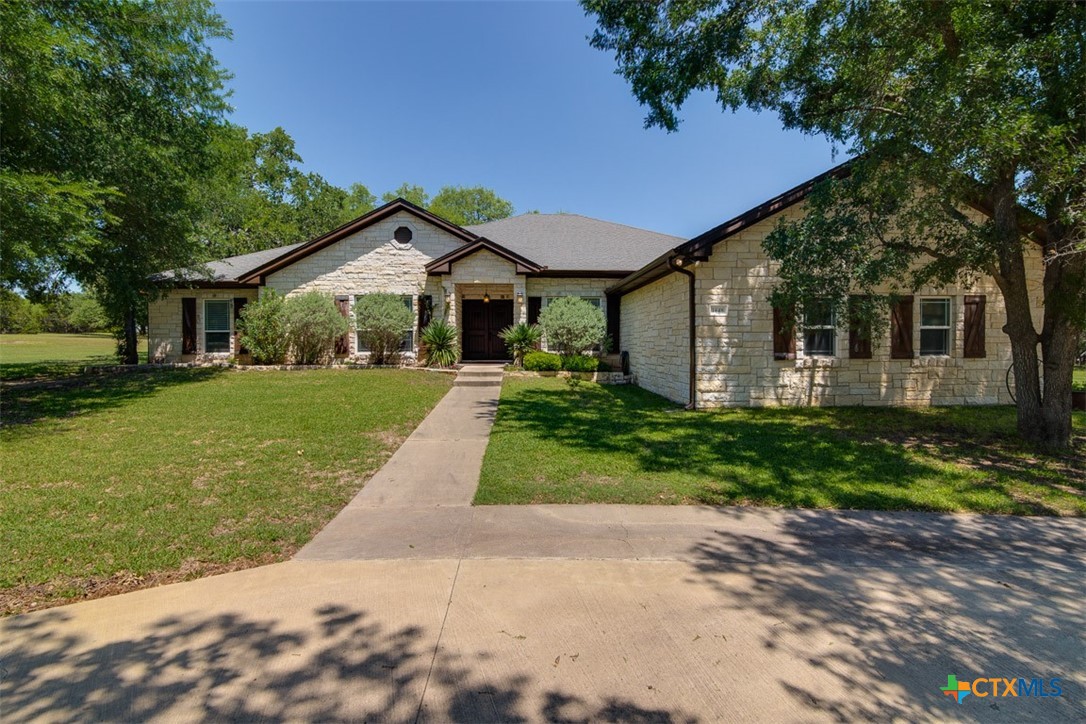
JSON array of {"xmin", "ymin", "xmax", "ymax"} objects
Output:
[
  {"xmin": 491, "ymin": 383, "xmax": 1082, "ymax": 514},
  {"xmin": 684, "ymin": 509, "xmax": 1086, "ymax": 721},
  {"xmin": 1, "ymin": 367, "xmax": 227, "ymax": 431},
  {"xmin": 1, "ymin": 604, "xmax": 696, "ymax": 723}
]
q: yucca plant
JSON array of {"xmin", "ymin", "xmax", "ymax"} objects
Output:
[
  {"xmin": 499, "ymin": 322, "xmax": 543, "ymax": 366},
  {"xmin": 421, "ymin": 319, "xmax": 459, "ymax": 367}
]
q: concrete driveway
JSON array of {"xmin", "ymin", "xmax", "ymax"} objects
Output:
[{"xmin": 3, "ymin": 506, "xmax": 1084, "ymax": 723}]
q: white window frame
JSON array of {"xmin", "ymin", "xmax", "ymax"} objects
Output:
[
  {"xmin": 204, "ymin": 299, "xmax": 232, "ymax": 354},
  {"xmin": 355, "ymin": 295, "xmax": 415, "ymax": 353},
  {"xmin": 919, "ymin": 297, "xmax": 952, "ymax": 356},
  {"xmin": 802, "ymin": 302, "xmax": 836, "ymax": 357}
]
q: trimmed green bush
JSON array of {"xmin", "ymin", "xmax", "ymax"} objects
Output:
[
  {"xmin": 561, "ymin": 354, "xmax": 600, "ymax": 373},
  {"xmin": 354, "ymin": 292, "xmax": 414, "ymax": 365},
  {"xmin": 538, "ymin": 297, "xmax": 606, "ymax": 355},
  {"xmin": 498, "ymin": 322, "xmax": 542, "ymax": 366},
  {"xmin": 238, "ymin": 290, "xmax": 289, "ymax": 364},
  {"xmin": 421, "ymin": 319, "xmax": 459, "ymax": 367},
  {"xmin": 523, "ymin": 351, "xmax": 561, "ymax": 371},
  {"xmin": 283, "ymin": 291, "xmax": 349, "ymax": 365}
]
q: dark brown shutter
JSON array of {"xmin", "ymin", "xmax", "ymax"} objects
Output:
[
  {"xmin": 606, "ymin": 293, "xmax": 621, "ymax": 351},
  {"xmin": 181, "ymin": 297, "xmax": 197, "ymax": 354},
  {"xmin": 527, "ymin": 296, "xmax": 542, "ymax": 325},
  {"xmin": 848, "ymin": 296, "xmax": 873, "ymax": 359},
  {"xmin": 772, "ymin": 304, "xmax": 796, "ymax": 360},
  {"xmin": 890, "ymin": 296, "xmax": 914, "ymax": 359},
  {"xmin": 334, "ymin": 295, "xmax": 350, "ymax": 356},
  {"xmin": 418, "ymin": 294, "xmax": 433, "ymax": 333},
  {"xmin": 233, "ymin": 298, "xmax": 248, "ymax": 354},
  {"xmin": 963, "ymin": 295, "xmax": 986, "ymax": 358}
]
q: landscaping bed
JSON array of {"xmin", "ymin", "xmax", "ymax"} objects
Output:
[
  {"xmin": 0, "ymin": 368, "xmax": 452, "ymax": 614},
  {"xmin": 476, "ymin": 377, "xmax": 1085, "ymax": 515}
]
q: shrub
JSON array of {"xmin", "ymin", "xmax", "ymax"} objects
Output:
[
  {"xmin": 498, "ymin": 322, "xmax": 542, "ymax": 366},
  {"xmin": 66, "ymin": 293, "xmax": 109, "ymax": 332},
  {"xmin": 561, "ymin": 354, "xmax": 600, "ymax": 373},
  {"xmin": 0, "ymin": 289, "xmax": 44, "ymax": 333},
  {"xmin": 238, "ymin": 290, "xmax": 289, "ymax": 364},
  {"xmin": 538, "ymin": 297, "xmax": 606, "ymax": 356},
  {"xmin": 354, "ymin": 292, "xmax": 414, "ymax": 365},
  {"xmin": 523, "ymin": 351, "xmax": 561, "ymax": 371},
  {"xmin": 283, "ymin": 291, "xmax": 349, "ymax": 365},
  {"xmin": 421, "ymin": 319, "xmax": 459, "ymax": 367}
]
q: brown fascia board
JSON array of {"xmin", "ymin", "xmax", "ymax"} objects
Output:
[
  {"xmin": 149, "ymin": 277, "xmax": 260, "ymax": 290},
  {"xmin": 425, "ymin": 237, "xmax": 543, "ymax": 275},
  {"xmin": 239, "ymin": 198, "xmax": 479, "ymax": 284},
  {"xmin": 607, "ymin": 154, "xmax": 1049, "ymax": 298},
  {"xmin": 527, "ymin": 269, "xmax": 632, "ymax": 279}
]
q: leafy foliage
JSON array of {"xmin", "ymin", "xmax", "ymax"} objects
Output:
[
  {"xmin": 523, "ymin": 351, "xmax": 562, "ymax": 372},
  {"xmin": 282, "ymin": 292, "xmax": 349, "ymax": 365},
  {"xmin": 0, "ymin": 291, "xmax": 108, "ymax": 334},
  {"xmin": 237, "ymin": 290, "xmax": 289, "ymax": 364},
  {"xmin": 430, "ymin": 186, "xmax": 516, "ymax": 226},
  {"xmin": 585, "ymin": 0, "xmax": 1086, "ymax": 448},
  {"xmin": 421, "ymin": 319, "xmax": 460, "ymax": 367},
  {"xmin": 2, "ymin": 0, "xmax": 234, "ymax": 361},
  {"xmin": 561, "ymin": 355, "xmax": 601, "ymax": 373},
  {"xmin": 498, "ymin": 323, "xmax": 542, "ymax": 367},
  {"xmin": 353, "ymin": 293, "xmax": 414, "ymax": 365},
  {"xmin": 538, "ymin": 297, "xmax": 607, "ymax": 356}
]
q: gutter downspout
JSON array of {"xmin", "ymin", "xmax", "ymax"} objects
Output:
[{"xmin": 668, "ymin": 255, "xmax": 697, "ymax": 410}]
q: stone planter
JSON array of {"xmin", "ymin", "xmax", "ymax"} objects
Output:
[{"xmin": 505, "ymin": 370, "xmax": 632, "ymax": 385}]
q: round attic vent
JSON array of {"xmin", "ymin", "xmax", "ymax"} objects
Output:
[{"xmin": 394, "ymin": 226, "xmax": 413, "ymax": 244}]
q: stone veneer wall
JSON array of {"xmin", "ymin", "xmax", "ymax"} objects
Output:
[
  {"xmin": 619, "ymin": 272, "xmax": 690, "ymax": 404},
  {"xmin": 443, "ymin": 249, "xmax": 527, "ymax": 330},
  {"xmin": 692, "ymin": 204, "xmax": 1045, "ymax": 408},
  {"xmin": 263, "ymin": 211, "xmax": 463, "ymax": 356},
  {"xmin": 147, "ymin": 288, "xmax": 258, "ymax": 362}
]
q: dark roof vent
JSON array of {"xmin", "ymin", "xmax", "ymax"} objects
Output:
[{"xmin": 394, "ymin": 226, "xmax": 413, "ymax": 244}]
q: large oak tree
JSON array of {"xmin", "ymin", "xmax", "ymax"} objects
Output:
[{"xmin": 585, "ymin": 0, "xmax": 1085, "ymax": 449}]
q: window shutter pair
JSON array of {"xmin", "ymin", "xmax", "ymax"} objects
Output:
[
  {"xmin": 889, "ymin": 295, "xmax": 985, "ymax": 359},
  {"xmin": 418, "ymin": 295, "xmax": 433, "ymax": 333},
  {"xmin": 848, "ymin": 297, "xmax": 873, "ymax": 359},
  {"xmin": 334, "ymin": 296, "xmax": 350, "ymax": 356}
]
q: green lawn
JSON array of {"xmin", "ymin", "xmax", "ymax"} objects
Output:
[
  {"xmin": 1076, "ymin": 367, "xmax": 1086, "ymax": 387},
  {"xmin": 0, "ymin": 369, "xmax": 452, "ymax": 614},
  {"xmin": 477, "ymin": 377, "xmax": 1085, "ymax": 516},
  {"xmin": 0, "ymin": 332, "xmax": 145, "ymax": 381}
]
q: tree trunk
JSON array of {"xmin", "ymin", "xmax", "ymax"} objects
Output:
[{"xmin": 122, "ymin": 307, "xmax": 139, "ymax": 364}]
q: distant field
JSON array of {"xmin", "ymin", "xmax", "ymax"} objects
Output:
[{"xmin": 0, "ymin": 333, "xmax": 144, "ymax": 381}]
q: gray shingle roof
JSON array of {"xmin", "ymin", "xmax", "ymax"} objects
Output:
[
  {"xmin": 151, "ymin": 243, "xmax": 304, "ymax": 283},
  {"xmin": 466, "ymin": 213, "xmax": 682, "ymax": 272}
]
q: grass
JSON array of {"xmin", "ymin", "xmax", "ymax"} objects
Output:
[
  {"xmin": 1075, "ymin": 367, "xmax": 1086, "ymax": 389},
  {"xmin": 0, "ymin": 368, "xmax": 452, "ymax": 614},
  {"xmin": 476, "ymin": 377, "xmax": 1085, "ymax": 516},
  {"xmin": 0, "ymin": 333, "xmax": 145, "ymax": 381}
]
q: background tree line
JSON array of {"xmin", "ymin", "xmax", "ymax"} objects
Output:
[{"xmin": 0, "ymin": 1, "xmax": 513, "ymax": 361}]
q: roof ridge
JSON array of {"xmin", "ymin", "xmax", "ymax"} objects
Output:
[{"xmin": 469, "ymin": 211, "xmax": 683, "ymax": 240}]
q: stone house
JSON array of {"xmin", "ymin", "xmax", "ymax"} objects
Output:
[{"xmin": 150, "ymin": 162, "xmax": 1044, "ymax": 408}]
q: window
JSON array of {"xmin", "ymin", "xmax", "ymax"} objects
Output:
[
  {"xmin": 204, "ymin": 300, "xmax": 231, "ymax": 353},
  {"xmin": 919, "ymin": 298, "xmax": 951, "ymax": 356},
  {"xmin": 355, "ymin": 295, "xmax": 415, "ymax": 352},
  {"xmin": 394, "ymin": 226, "xmax": 413, "ymax": 244},
  {"xmin": 803, "ymin": 301, "xmax": 836, "ymax": 357}
]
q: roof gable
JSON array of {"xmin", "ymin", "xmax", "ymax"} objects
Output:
[
  {"xmin": 425, "ymin": 238, "xmax": 543, "ymax": 275},
  {"xmin": 237, "ymin": 198, "xmax": 478, "ymax": 283}
]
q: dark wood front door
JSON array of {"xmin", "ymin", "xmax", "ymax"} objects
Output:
[{"xmin": 462, "ymin": 299, "xmax": 513, "ymax": 360}]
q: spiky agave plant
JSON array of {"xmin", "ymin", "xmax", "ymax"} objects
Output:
[
  {"xmin": 421, "ymin": 319, "xmax": 459, "ymax": 367},
  {"xmin": 498, "ymin": 322, "xmax": 543, "ymax": 366}
]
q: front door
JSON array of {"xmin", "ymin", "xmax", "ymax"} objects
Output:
[{"xmin": 462, "ymin": 299, "xmax": 513, "ymax": 360}]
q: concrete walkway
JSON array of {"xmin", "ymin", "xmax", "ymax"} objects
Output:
[{"xmin": 3, "ymin": 372, "xmax": 1084, "ymax": 721}]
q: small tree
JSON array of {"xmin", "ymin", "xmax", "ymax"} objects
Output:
[
  {"xmin": 499, "ymin": 322, "xmax": 543, "ymax": 366},
  {"xmin": 354, "ymin": 292, "xmax": 414, "ymax": 365},
  {"xmin": 238, "ymin": 289, "xmax": 289, "ymax": 364},
  {"xmin": 538, "ymin": 297, "xmax": 606, "ymax": 357},
  {"xmin": 283, "ymin": 291, "xmax": 348, "ymax": 365}
]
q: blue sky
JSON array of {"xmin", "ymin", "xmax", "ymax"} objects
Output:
[{"xmin": 212, "ymin": 1, "xmax": 841, "ymax": 238}]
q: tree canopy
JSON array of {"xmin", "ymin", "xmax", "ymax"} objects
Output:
[{"xmin": 585, "ymin": 0, "xmax": 1085, "ymax": 448}]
